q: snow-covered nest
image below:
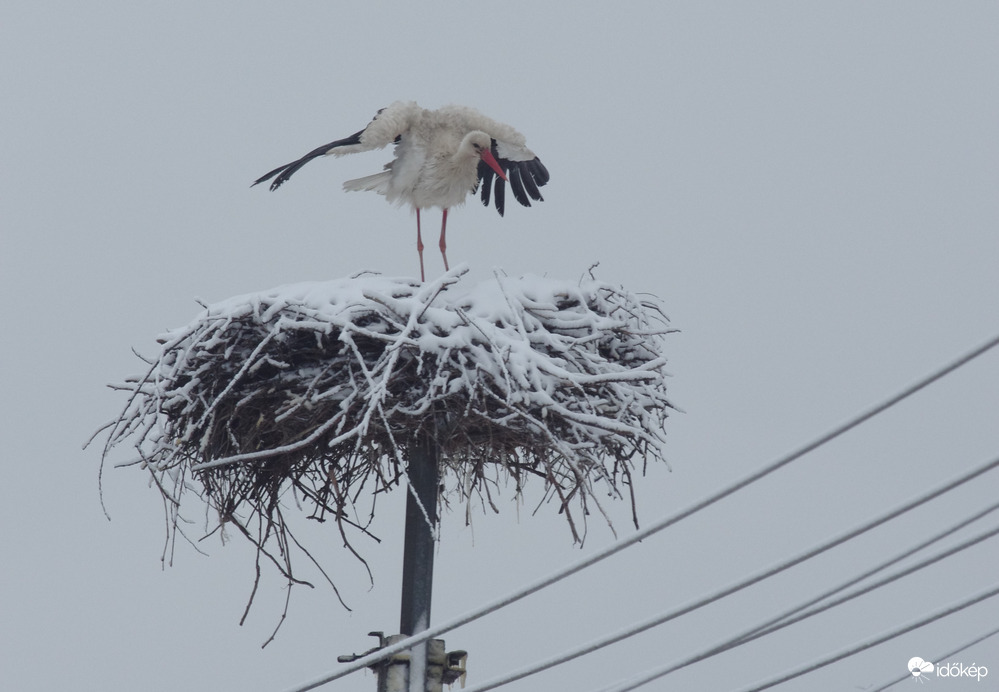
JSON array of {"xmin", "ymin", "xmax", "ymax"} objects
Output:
[{"xmin": 95, "ymin": 267, "xmax": 673, "ymax": 614}]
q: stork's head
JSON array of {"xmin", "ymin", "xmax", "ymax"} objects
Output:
[{"xmin": 464, "ymin": 131, "xmax": 508, "ymax": 181}]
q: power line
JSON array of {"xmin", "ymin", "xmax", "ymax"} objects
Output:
[
  {"xmin": 870, "ymin": 623, "xmax": 999, "ymax": 691},
  {"xmin": 598, "ymin": 581, "xmax": 999, "ymax": 692},
  {"xmin": 279, "ymin": 333, "xmax": 999, "ymax": 692},
  {"xmin": 594, "ymin": 525, "xmax": 999, "ymax": 692},
  {"xmin": 734, "ymin": 519, "xmax": 999, "ymax": 648},
  {"xmin": 730, "ymin": 583, "xmax": 999, "ymax": 692},
  {"xmin": 737, "ymin": 497, "xmax": 999, "ymax": 641},
  {"xmin": 457, "ymin": 458, "xmax": 999, "ymax": 692}
]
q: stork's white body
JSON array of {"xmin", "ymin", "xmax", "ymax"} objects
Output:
[
  {"xmin": 254, "ymin": 101, "xmax": 549, "ymax": 280},
  {"xmin": 337, "ymin": 102, "xmax": 534, "ymax": 209}
]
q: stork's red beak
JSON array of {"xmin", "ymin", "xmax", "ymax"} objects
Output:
[{"xmin": 479, "ymin": 148, "xmax": 508, "ymax": 181}]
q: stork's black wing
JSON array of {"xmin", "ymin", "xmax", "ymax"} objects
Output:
[
  {"xmin": 252, "ymin": 129, "xmax": 365, "ymax": 191},
  {"xmin": 252, "ymin": 103, "xmax": 414, "ymax": 191},
  {"xmin": 476, "ymin": 140, "xmax": 549, "ymax": 217}
]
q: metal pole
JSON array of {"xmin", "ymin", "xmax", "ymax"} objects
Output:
[
  {"xmin": 337, "ymin": 433, "xmax": 464, "ymax": 692},
  {"xmin": 400, "ymin": 433, "xmax": 439, "ymax": 692}
]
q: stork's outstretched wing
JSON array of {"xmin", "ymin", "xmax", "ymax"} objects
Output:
[
  {"xmin": 476, "ymin": 140, "xmax": 550, "ymax": 216},
  {"xmin": 252, "ymin": 101, "xmax": 420, "ymax": 191},
  {"xmin": 252, "ymin": 129, "xmax": 366, "ymax": 191}
]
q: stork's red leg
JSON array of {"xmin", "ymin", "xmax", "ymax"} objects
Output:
[
  {"xmin": 416, "ymin": 208, "xmax": 426, "ymax": 282},
  {"xmin": 439, "ymin": 209, "xmax": 450, "ymax": 271}
]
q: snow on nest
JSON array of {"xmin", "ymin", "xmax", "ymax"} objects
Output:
[{"xmin": 95, "ymin": 266, "xmax": 674, "ymax": 586}]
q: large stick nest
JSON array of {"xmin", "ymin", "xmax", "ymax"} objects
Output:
[{"xmin": 94, "ymin": 267, "xmax": 674, "ymax": 628}]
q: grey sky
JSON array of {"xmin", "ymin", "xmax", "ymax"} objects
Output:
[{"xmin": 3, "ymin": 2, "xmax": 999, "ymax": 690}]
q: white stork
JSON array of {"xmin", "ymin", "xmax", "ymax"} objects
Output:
[{"xmin": 253, "ymin": 101, "xmax": 549, "ymax": 281}]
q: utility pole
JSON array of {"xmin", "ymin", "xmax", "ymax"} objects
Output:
[
  {"xmin": 400, "ymin": 433, "xmax": 439, "ymax": 692},
  {"xmin": 339, "ymin": 433, "xmax": 467, "ymax": 692},
  {"xmin": 400, "ymin": 432, "xmax": 439, "ymax": 637}
]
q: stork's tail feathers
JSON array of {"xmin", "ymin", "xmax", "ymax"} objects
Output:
[{"xmin": 343, "ymin": 171, "xmax": 392, "ymax": 195}]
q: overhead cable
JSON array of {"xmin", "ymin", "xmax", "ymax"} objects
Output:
[
  {"xmin": 280, "ymin": 332, "xmax": 999, "ymax": 692},
  {"xmin": 600, "ymin": 581, "xmax": 999, "ymax": 692},
  {"xmin": 731, "ymin": 583, "xmax": 999, "ymax": 692},
  {"xmin": 660, "ymin": 519, "xmax": 999, "ymax": 691},
  {"xmin": 870, "ymin": 622, "xmax": 999, "ymax": 691},
  {"xmin": 458, "ymin": 459, "xmax": 999, "ymax": 692},
  {"xmin": 738, "ymin": 497, "xmax": 999, "ymax": 640}
]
